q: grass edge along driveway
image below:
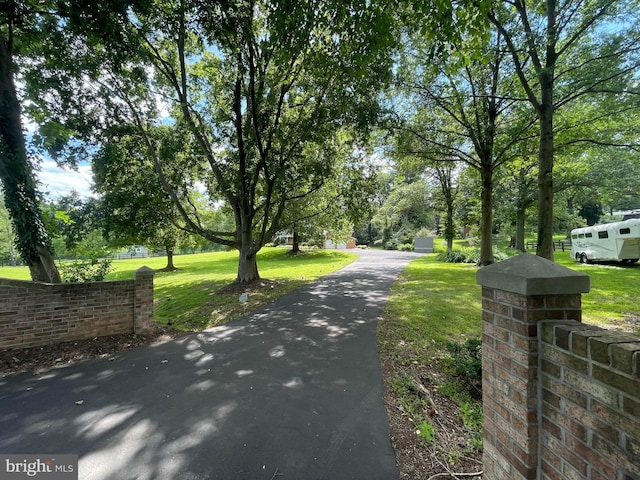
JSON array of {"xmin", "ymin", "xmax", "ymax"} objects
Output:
[{"xmin": 376, "ymin": 251, "xmax": 640, "ymax": 478}]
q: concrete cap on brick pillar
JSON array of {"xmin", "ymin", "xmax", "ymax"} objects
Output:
[
  {"xmin": 134, "ymin": 266, "xmax": 155, "ymax": 278},
  {"xmin": 476, "ymin": 252, "xmax": 590, "ymax": 296}
]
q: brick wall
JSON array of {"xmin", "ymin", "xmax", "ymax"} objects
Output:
[
  {"xmin": 540, "ymin": 321, "xmax": 640, "ymax": 480},
  {"xmin": 0, "ymin": 267, "xmax": 155, "ymax": 350},
  {"xmin": 477, "ymin": 253, "xmax": 640, "ymax": 480}
]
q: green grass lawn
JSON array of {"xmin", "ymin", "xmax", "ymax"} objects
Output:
[
  {"xmin": 378, "ymin": 248, "xmax": 640, "ymax": 465},
  {"xmin": 379, "ymin": 247, "xmax": 640, "ymax": 376},
  {"xmin": 380, "ymin": 255, "xmax": 481, "ymax": 359},
  {"xmin": 379, "ymin": 250, "xmax": 640, "ymax": 368},
  {"xmin": 146, "ymin": 248, "xmax": 357, "ymax": 330},
  {"xmin": 554, "ymin": 250, "xmax": 640, "ymax": 329},
  {"xmin": 0, "ymin": 247, "xmax": 357, "ymax": 330}
]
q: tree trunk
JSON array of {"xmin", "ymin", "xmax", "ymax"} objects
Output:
[
  {"xmin": 445, "ymin": 202, "xmax": 454, "ymax": 252},
  {"xmin": 0, "ymin": 36, "xmax": 60, "ymax": 283},
  {"xmin": 291, "ymin": 227, "xmax": 300, "ymax": 254},
  {"xmin": 237, "ymin": 244, "xmax": 259, "ymax": 283},
  {"xmin": 536, "ymin": 72, "xmax": 555, "ymax": 261},
  {"xmin": 165, "ymin": 248, "xmax": 176, "ymax": 271},
  {"xmin": 478, "ymin": 167, "xmax": 494, "ymax": 266},
  {"xmin": 234, "ymin": 206, "xmax": 260, "ymax": 283},
  {"xmin": 515, "ymin": 208, "xmax": 526, "ymax": 252}
]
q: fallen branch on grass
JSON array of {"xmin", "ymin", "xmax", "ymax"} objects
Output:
[
  {"xmin": 410, "ymin": 377, "xmax": 438, "ymax": 415},
  {"xmin": 426, "ymin": 471, "xmax": 483, "ymax": 480}
]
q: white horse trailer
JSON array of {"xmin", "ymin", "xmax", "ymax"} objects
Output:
[{"xmin": 570, "ymin": 218, "xmax": 640, "ymax": 264}]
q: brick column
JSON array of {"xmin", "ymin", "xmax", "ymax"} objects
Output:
[
  {"xmin": 476, "ymin": 253, "xmax": 590, "ymax": 480},
  {"xmin": 134, "ymin": 266, "xmax": 155, "ymax": 334}
]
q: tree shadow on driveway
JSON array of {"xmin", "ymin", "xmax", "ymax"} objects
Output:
[{"xmin": 0, "ymin": 250, "xmax": 422, "ymax": 480}]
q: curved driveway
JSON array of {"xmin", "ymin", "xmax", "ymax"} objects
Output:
[{"xmin": 0, "ymin": 249, "xmax": 422, "ymax": 480}]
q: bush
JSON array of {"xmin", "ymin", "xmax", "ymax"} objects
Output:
[
  {"xmin": 400, "ymin": 243, "xmax": 413, "ymax": 251},
  {"xmin": 437, "ymin": 248, "xmax": 479, "ymax": 263},
  {"xmin": 437, "ymin": 247, "xmax": 516, "ymax": 264},
  {"xmin": 415, "ymin": 227, "xmax": 436, "ymax": 238},
  {"xmin": 446, "ymin": 338, "xmax": 482, "ymax": 395},
  {"xmin": 58, "ymin": 258, "xmax": 113, "ymax": 283},
  {"xmin": 384, "ymin": 239, "xmax": 399, "ymax": 250},
  {"xmin": 492, "ymin": 248, "xmax": 513, "ymax": 261}
]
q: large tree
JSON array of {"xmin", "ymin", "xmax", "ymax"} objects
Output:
[
  {"xmin": 0, "ymin": 1, "xmax": 61, "ymax": 281},
  {"xmin": 93, "ymin": 125, "xmax": 196, "ymax": 271},
  {"xmin": 488, "ymin": 0, "xmax": 640, "ymax": 259},
  {"xmin": 34, "ymin": 0, "xmax": 396, "ymax": 284}
]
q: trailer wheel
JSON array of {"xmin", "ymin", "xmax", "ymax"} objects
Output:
[
  {"xmin": 625, "ymin": 258, "xmax": 639, "ymax": 264},
  {"xmin": 575, "ymin": 253, "xmax": 582, "ymax": 263},
  {"xmin": 579, "ymin": 253, "xmax": 590, "ymax": 264}
]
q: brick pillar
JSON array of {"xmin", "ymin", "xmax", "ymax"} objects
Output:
[
  {"xmin": 476, "ymin": 253, "xmax": 590, "ymax": 480},
  {"xmin": 134, "ymin": 266, "xmax": 155, "ymax": 334}
]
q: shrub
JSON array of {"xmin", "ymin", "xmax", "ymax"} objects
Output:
[
  {"xmin": 384, "ymin": 239, "xmax": 399, "ymax": 250},
  {"xmin": 400, "ymin": 243, "xmax": 413, "ymax": 251},
  {"xmin": 58, "ymin": 258, "xmax": 113, "ymax": 283},
  {"xmin": 415, "ymin": 227, "xmax": 436, "ymax": 238},
  {"xmin": 437, "ymin": 248, "xmax": 479, "ymax": 263},
  {"xmin": 493, "ymin": 248, "xmax": 513, "ymax": 261},
  {"xmin": 445, "ymin": 338, "xmax": 482, "ymax": 395}
]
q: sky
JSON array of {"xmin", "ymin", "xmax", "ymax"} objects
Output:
[{"xmin": 37, "ymin": 159, "xmax": 95, "ymax": 200}]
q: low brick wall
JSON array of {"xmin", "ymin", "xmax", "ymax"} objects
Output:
[
  {"xmin": 540, "ymin": 321, "xmax": 640, "ymax": 480},
  {"xmin": 0, "ymin": 267, "xmax": 154, "ymax": 350},
  {"xmin": 477, "ymin": 253, "xmax": 640, "ymax": 480}
]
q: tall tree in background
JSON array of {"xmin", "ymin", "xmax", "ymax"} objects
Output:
[
  {"xmin": 489, "ymin": 0, "xmax": 640, "ymax": 259},
  {"xmin": 278, "ymin": 134, "xmax": 379, "ymax": 253},
  {"xmin": 430, "ymin": 163, "xmax": 458, "ymax": 251},
  {"xmin": 392, "ymin": 31, "xmax": 535, "ymax": 264},
  {"xmin": 93, "ymin": 125, "xmax": 197, "ymax": 272}
]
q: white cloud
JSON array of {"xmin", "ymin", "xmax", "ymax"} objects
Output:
[{"xmin": 36, "ymin": 160, "xmax": 95, "ymax": 200}]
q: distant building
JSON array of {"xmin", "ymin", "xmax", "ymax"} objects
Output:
[
  {"xmin": 116, "ymin": 246, "xmax": 149, "ymax": 259},
  {"xmin": 324, "ymin": 236, "xmax": 356, "ymax": 250},
  {"xmin": 274, "ymin": 232, "xmax": 294, "ymax": 245}
]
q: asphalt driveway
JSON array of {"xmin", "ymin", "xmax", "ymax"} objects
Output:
[{"xmin": 0, "ymin": 249, "xmax": 422, "ymax": 480}]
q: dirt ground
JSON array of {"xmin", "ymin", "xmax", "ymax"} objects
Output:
[
  {"xmin": 0, "ymin": 326, "xmax": 185, "ymax": 377},
  {"xmin": 378, "ymin": 354, "xmax": 484, "ymax": 479}
]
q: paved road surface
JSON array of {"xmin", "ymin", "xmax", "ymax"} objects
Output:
[{"xmin": 0, "ymin": 249, "xmax": 422, "ymax": 480}]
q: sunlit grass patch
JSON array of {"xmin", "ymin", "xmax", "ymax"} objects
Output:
[{"xmin": 554, "ymin": 251, "xmax": 640, "ymax": 332}]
